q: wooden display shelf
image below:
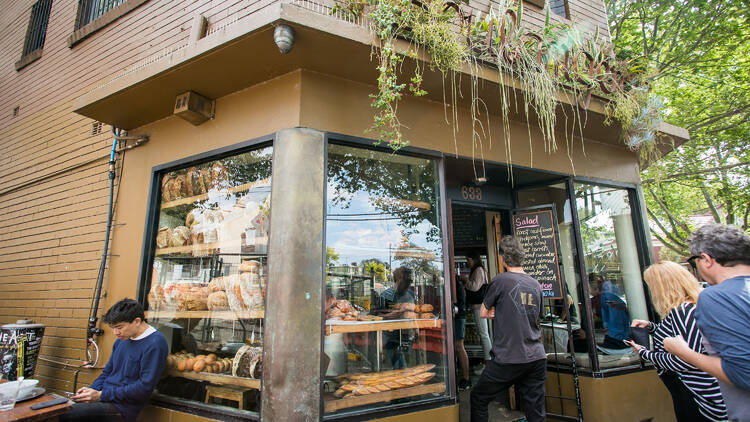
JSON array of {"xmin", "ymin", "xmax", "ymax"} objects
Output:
[
  {"xmin": 160, "ymin": 178, "xmax": 271, "ymax": 209},
  {"xmin": 146, "ymin": 310, "xmax": 264, "ymax": 320},
  {"xmin": 164, "ymin": 369, "xmax": 260, "ymax": 390},
  {"xmin": 325, "ymin": 319, "xmax": 443, "ymax": 335},
  {"xmin": 324, "ymin": 382, "xmax": 444, "ymax": 412},
  {"xmin": 155, "ymin": 242, "xmax": 220, "ymax": 256}
]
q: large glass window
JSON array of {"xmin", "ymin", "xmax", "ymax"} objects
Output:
[
  {"xmin": 517, "ymin": 184, "xmax": 593, "ymax": 368},
  {"xmin": 575, "ymin": 183, "xmax": 647, "ymax": 370},
  {"xmin": 323, "ymin": 144, "xmax": 447, "ymax": 415},
  {"xmin": 144, "ymin": 146, "xmax": 272, "ymax": 415}
]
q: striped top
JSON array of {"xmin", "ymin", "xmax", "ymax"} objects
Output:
[{"xmin": 639, "ymin": 302, "xmax": 727, "ymax": 421}]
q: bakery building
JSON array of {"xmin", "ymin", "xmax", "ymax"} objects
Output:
[{"xmin": 0, "ymin": 0, "xmax": 688, "ymax": 421}]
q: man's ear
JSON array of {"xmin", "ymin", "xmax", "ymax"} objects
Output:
[{"xmin": 133, "ymin": 317, "xmax": 143, "ymax": 325}]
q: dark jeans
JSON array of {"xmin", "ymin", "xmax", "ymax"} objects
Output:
[
  {"xmin": 658, "ymin": 371, "xmax": 712, "ymax": 422},
  {"xmin": 59, "ymin": 402, "xmax": 124, "ymax": 422},
  {"xmin": 470, "ymin": 359, "xmax": 547, "ymax": 422}
]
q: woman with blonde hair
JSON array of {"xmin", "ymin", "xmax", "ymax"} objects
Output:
[{"xmin": 628, "ymin": 261, "xmax": 726, "ymax": 421}]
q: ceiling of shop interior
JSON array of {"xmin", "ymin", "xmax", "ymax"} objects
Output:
[{"xmin": 445, "ymin": 156, "xmax": 567, "ymax": 189}]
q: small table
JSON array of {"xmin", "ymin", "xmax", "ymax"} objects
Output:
[{"xmin": 0, "ymin": 393, "xmax": 72, "ymax": 422}]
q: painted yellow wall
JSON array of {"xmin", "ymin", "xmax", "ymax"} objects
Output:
[
  {"xmin": 99, "ymin": 70, "xmax": 301, "ymax": 355},
  {"xmin": 299, "ymin": 69, "xmax": 641, "ymax": 184},
  {"xmin": 546, "ymin": 370, "xmax": 676, "ymax": 422}
]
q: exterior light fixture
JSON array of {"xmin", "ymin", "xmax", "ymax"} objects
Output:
[{"xmin": 274, "ymin": 24, "xmax": 295, "ymax": 54}]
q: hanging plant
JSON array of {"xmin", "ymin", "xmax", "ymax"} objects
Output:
[{"xmin": 336, "ymin": 0, "xmax": 659, "ymax": 154}]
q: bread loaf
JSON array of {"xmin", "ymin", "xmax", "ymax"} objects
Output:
[
  {"xmin": 232, "ymin": 345, "xmax": 262, "ymax": 378},
  {"xmin": 161, "ymin": 175, "xmax": 173, "ymax": 202},
  {"xmin": 156, "ymin": 227, "xmax": 170, "ymax": 248},
  {"xmin": 239, "ymin": 260, "xmax": 261, "ymax": 273},
  {"xmin": 169, "ymin": 226, "xmax": 190, "ymax": 247},
  {"xmin": 207, "ymin": 291, "xmax": 229, "ymax": 311},
  {"xmin": 207, "ymin": 277, "xmax": 226, "ymax": 293}
]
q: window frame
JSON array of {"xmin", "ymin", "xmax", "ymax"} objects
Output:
[
  {"xmin": 568, "ymin": 177, "xmax": 654, "ymax": 374},
  {"xmin": 68, "ymin": 0, "xmax": 149, "ymax": 48},
  {"xmin": 15, "ymin": 0, "xmax": 53, "ymax": 71},
  {"xmin": 137, "ymin": 134, "xmax": 274, "ymax": 420},
  {"xmin": 322, "ymin": 133, "xmax": 457, "ymax": 419}
]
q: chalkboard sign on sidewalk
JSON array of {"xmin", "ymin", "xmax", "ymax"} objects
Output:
[{"xmin": 511, "ymin": 207, "xmax": 563, "ymax": 299}]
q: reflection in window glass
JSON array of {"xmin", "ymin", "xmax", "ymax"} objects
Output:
[
  {"xmin": 145, "ymin": 146, "xmax": 272, "ymax": 415},
  {"xmin": 324, "ymin": 144, "xmax": 447, "ymax": 414},
  {"xmin": 575, "ymin": 183, "xmax": 646, "ymax": 370},
  {"xmin": 517, "ymin": 184, "xmax": 592, "ymax": 368}
]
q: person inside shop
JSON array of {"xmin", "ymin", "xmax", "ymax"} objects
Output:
[
  {"xmin": 373, "ymin": 266, "xmax": 416, "ymax": 369},
  {"xmin": 61, "ymin": 299, "xmax": 168, "ymax": 422},
  {"xmin": 459, "ymin": 250, "xmax": 492, "ymax": 375},
  {"xmin": 470, "ymin": 236, "xmax": 546, "ymax": 422},
  {"xmin": 599, "ymin": 278, "xmax": 631, "ymax": 350},
  {"xmin": 454, "ymin": 274, "xmax": 471, "ymax": 391},
  {"xmin": 664, "ymin": 224, "xmax": 750, "ymax": 421},
  {"xmin": 587, "ymin": 272, "xmax": 604, "ymax": 327}
]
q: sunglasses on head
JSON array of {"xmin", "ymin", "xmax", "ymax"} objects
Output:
[{"xmin": 686, "ymin": 255, "xmax": 701, "ymax": 267}]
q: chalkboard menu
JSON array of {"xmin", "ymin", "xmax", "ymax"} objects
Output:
[
  {"xmin": 452, "ymin": 206, "xmax": 486, "ymax": 248},
  {"xmin": 511, "ymin": 207, "xmax": 563, "ymax": 299}
]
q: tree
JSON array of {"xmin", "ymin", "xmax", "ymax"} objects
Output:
[{"xmin": 607, "ymin": 0, "xmax": 750, "ymax": 256}]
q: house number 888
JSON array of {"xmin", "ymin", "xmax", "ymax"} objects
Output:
[{"xmin": 461, "ymin": 186, "xmax": 482, "ymax": 201}]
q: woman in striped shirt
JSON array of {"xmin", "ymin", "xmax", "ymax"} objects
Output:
[{"xmin": 628, "ymin": 261, "xmax": 727, "ymax": 422}]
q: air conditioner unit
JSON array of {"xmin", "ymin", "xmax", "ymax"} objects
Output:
[{"xmin": 174, "ymin": 91, "xmax": 215, "ymax": 125}]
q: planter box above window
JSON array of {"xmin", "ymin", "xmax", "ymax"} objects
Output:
[{"xmin": 524, "ymin": 0, "xmax": 546, "ymax": 8}]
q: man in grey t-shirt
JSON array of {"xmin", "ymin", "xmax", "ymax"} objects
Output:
[{"xmin": 470, "ymin": 236, "xmax": 546, "ymax": 422}]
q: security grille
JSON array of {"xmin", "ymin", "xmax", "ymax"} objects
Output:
[
  {"xmin": 21, "ymin": 0, "xmax": 53, "ymax": 57},
  {"xmin": 75, "ymin": 0, "xmax": 126, "ymax": 29}
]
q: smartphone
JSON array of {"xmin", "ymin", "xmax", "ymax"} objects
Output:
[{"xmin": 64, "ymin": 392, "xmax": 75, "ymax": 398}]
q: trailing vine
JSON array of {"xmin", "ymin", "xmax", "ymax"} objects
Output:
[{"xmin": 334, "ymin": 0, "xmax": 656, "ymax": 154}]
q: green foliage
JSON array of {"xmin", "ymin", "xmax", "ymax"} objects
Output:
[
  {"xmin": 327, "ymin": 246, "xmax": 340, "ymax": 270},
  {"xmin": 607, "ymin": 0, "xmax": 750, "ymax": 255}
]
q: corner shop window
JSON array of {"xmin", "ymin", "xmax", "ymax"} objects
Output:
[
  {"xmin": 517, "ymin": 183, "xmax": 595, "ymax": 368},
  {"xmin": 145, "ymin": 146, "xmax": 272, "ymax": 415},
  {"xmin": 575, "ymin": 183, "xmax": 647, "ymax": 370},
  {"xmin": 324, "ymin": 144, "xmax": 447, "ymax": 414}
]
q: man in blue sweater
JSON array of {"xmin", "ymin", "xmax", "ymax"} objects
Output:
[{"xmin": 61, "ymin": 299, "xmax": 168, "ymax": 421}]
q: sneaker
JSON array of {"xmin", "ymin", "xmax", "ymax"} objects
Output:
[
  {"xmin": 457, "ymin": 379, "xmax": 472, "ymax": 391},
  {"xmin": 473, "ymin": 363, "xmax": 485, "ymax": 375}
]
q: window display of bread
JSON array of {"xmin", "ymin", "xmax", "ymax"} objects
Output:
[
  {"xmin": 177, "ymin": 286, "xmax": 209, "ymax": 311},
  {"xmin": 239, "ymin": 260, "xmax": 261, "ymax": 273},
  {"xmin": 393, "ymin": 302, "xmax": 416, "ymax": 312},
  {"xmin": 147, "ymin": 283, "xmax": 166, "ymax": 310},
  {"xmin": 161, "ymin": 175, "xmax": 171, "ymax": 201},
  {"xmin": 167, "ymin": 352, "xmax": 233, "ymax": 375},
  {"xmin": 169, "ymin": 225, "xmax": 191, "ymax": 247},
  {"xmin": 239, "ymin": 272, "xmax": 263, "ymax": 310},
  {"xmin": 232, "ymin": 345, "xmax": 263, "ymax": 379},
  {"xmin": 185, "ymin": 209, "xmax": 202, "ymax": 229},
  {"xmin": 415, "ymin": 304, "xmax": 433, "ymax": 313},
  {"xmin": 207, "ymin": 291, "xmax": 230, "ymax": 311},
  {"xmin": 332, "ymin": 365, "xmax": 437, "ymax": 398},
  {"xmin": 207, "ymin": 277, "xmax": 226, "ymax": 293},
  {"xmin": 156, "ymin": 227, "xmax": 171, "ymax": 248},
  {"xmin": 186, "ymin": 167, "xmax": 205, "ymax": 196},
  {"xmin": 224, "ymin": 274, "xmax": 246, "ymax": 312}
]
